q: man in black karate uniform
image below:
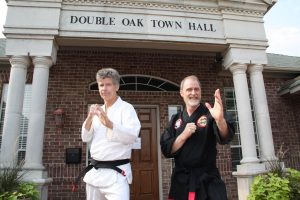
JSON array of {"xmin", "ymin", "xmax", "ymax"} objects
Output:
[{"xmin": 160, "ymin": 75, "xmax": 235, "ymax": 200}]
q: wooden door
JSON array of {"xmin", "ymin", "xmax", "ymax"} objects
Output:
[{"xmin": 130, "ymin": 107, "xmax": 159, "ymax": 200}]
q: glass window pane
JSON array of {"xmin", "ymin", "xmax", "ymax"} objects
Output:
[
  {"xmin": 137, "ymin": 76, "xmax": 150, "ymax": 84},
  {"xmin": 231, "ymin": 147, "xmax": 242, "ymax": 171},
  {"xmin": 120, "ymin": 84, "xmax": 136, "ymax": 90},
  {"xmin": 231, "ymin": 133, "xmax": 240, "ymax": 146},
  {"xmin": 225, "ymin": 100, "xmax": 235, "ymax": 110},
  {"xmin": 90, "ymin": 84, "xmax": 98, "ymax": 91},
  {"xmin": 168, "ymin": 105, "xmax": 182, "ymax": 121},
  {"xmin": 224, "ymin": 87, "xmax": 259, "ymax": 171},
  {"xmin": 0, "ymin": 85, "xmax": 8, "ymax": 150},
  {"xmin": 168, "ymin": 105, "xmax": 183, "ymax": 172},
  {"xmin": 122, "ymin": 76, "xmax": 136, "ymax": 84},
  {"xmin": 0, "ymin": 84, "xmax": 32, "ymax": 163},
  {"xmin": 148, "ymin": 78, "xmax": 164, "ymax": 87},
  {"xmin": 91, "ymin": 75, "xmax": 180, "ymax": 92},
  {"xmin": 18, "ymin": 151, "xmax": 26, "ymax": 164},
  {"xmin": 137, "ymin": 84, "xmax": 161, "ymax": 91},
  {"xmin": 159, "ymin": 82, "xmax": 179, "ymax": 91},
  {"xmin": 224, "ymin": 89, "xmax": 234, "ymax": 98}
]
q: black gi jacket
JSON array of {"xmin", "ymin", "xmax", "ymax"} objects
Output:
[{"xmin": 160, "ymin": 103, "xmax": 235, "ymax": 200}]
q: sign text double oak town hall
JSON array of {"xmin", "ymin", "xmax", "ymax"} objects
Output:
[{"xmin": 69, "ymin": 15, "xmax": 217, "ymax": 32}]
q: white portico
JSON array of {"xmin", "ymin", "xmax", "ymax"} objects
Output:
[{"xmin": 0, "ymin": 0, "xmax": 277, "ymax": 199}]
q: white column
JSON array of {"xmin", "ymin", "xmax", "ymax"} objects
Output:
[
  {"xmin": 248, "ymin": 64, "xmax": 276, "ymax": 161},
  {"xmin": 24, "ymin": 56, "xmax": 52, "ymax": 170},
  {"xmin": 230, "ymin": 63, "xmax": 266, "ymax": 200},
  {"xmin": 229, "ymin": 63, "xmax": 259, "ymax": 164},
  {"xmin": 0, "ymin": 56, "xmax": 30, "ymax": 167}
]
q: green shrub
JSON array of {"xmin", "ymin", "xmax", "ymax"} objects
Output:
[
  {"xmin": 0, "ymin": 161, "xmax": 39, "ymax": 200},
  {"xmin": 248, "ymin": 172, "xmax": 290, "ymax": 200},
  {"xmin": 0, "ymin": 162, "xmax": 24, "ymax": 194},
  {"xmin": 287, "ymin": 168, "xmax": 300, "ymax": 200},
  {"xmin": 0, "ymin": 182, "xmax": 39, "ymax": 200},
  {"xmin": 248, "ymin": 169, "xmax": 300, "ymax": 200},
  {"xmin": 248, "ymin": 145, "xmax": 300, "ymax": 200}
]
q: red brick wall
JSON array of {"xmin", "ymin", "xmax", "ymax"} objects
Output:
[
  {"xmin": 264, "ymin": 75, "xmax": 300, "ymax": 170},
  {"xmin": 43, "ymin": 47, "xmax": 237, "ymax": 200},
  {"xmin": 1, "ymin": 49, "xmax": 299, "ymax": 200}
]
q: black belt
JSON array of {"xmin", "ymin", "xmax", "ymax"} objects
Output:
[
  {"xmin": 90, "ymin": 159, "xmax": 129, "ymax": 176},
  {"xmin": 72, "ymin": 158, "xmax": 130, "ymax": 192},
  {"xmin": 168, "ymin": 165, "xmax": 218, "ymax": 200}
]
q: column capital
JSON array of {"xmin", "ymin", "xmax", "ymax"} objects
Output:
[
  {"xmin": 32, "ymin": 56, "xmax": 53, "ymax": 68},
  {"xmin": 229, "ymin": 63, "xmax": 248, "ymax": 75},
  {"xmin": 9, "ymin": 56, "xmax": 31, "ymax": 69},
  {"xmin": 248, "ymin": 64, "xmax": 264, "ymax": 74}
]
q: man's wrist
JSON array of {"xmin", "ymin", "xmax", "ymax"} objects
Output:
[
  {"xmin": 87, "ymin": 115, "xmax": 94, "ymax": 121},
  {"xmin": 215, "ymin": 117, "xmax": 229, "ymax": 137},
  {"xmin": 216, "ymin": 118, "xmax": 226, "ymax": 127},
  {"xmin": 107, "ymin": 121, "xmax": 113, "ymax": 129},
  {"xmin": 178, "ymin": 133, "xmax": 188, "ymax": 142}
]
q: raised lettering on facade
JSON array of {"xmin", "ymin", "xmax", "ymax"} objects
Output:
[{"xmin": 69, "ymin": 15, "xmax": 217, "ymax": 32}]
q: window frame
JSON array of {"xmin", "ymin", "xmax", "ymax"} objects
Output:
[
  {"xmin": 89, "ymin": 75, "xmax": 180, "ymax": 92},
  {"xmin": 0, "ymin": 84, "xmax": 32, "ymax": 163},
  {"xmin": 167, "ymin": 105, "xmax": 183, "ymax": 170},
  {"xmin": 223, "ymin": 87, "xmax": 260, "ymax": 171}
]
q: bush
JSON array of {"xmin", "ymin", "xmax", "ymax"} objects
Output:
[
  {"xmin": 248, "ymin": 168, "xmax": 300, "ymax": 200},
  {"xmin": 248, "ymin": 145, "xmax": 300, "ymax": 200},
  {"xmin": 248, "ymin": 172, "xmax": 290, "ymax": 200},
  {"xmin": 0, "ymin": 161, "xmax": 39, "ymax": 200},
  {"xmin": 0, "ymin": 161, "xmax": 24, "ymax": 194},
  {"xmin": 0, "ymin": 182, "xmax": 39, "ymax": 200},
  {"xmin": 287, "ymin": 168, "xmax": 300, "ymax": 200}
]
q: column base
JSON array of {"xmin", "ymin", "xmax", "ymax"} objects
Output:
[
  {"xmin": 240, "ymin": 156, "xmax": 260, "ymax": 164},
  {"xmin": 232, "ymin": 163, "xmax": 267, "ymax": 200},
  {"xmin": 22, "ymin": 168, "xmax": 53, "ymax": 200},
  {"xmin": 259, "ymin": 155, "xmax": 278, "ymax": 163}
]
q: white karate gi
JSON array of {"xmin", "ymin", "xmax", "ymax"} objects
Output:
[{"xmin": 81, "ymin": 97, "xmax": 141, "ymax": 200}]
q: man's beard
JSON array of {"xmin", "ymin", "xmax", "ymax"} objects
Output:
[{"xmin": 188, "ymin": 98, "xmax": 200, "ymax": 107}]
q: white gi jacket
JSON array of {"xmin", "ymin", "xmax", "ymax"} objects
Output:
[{"xmin": 81, "ymin": 97, "xmax": 141, "ymax": 187}]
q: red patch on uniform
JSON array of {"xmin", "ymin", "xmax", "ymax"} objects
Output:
[
  {"xmin": 174, "ymin": 119, "xmax": 182, "ymax": 129},
  {"xmin": 197, "ymin": 115, "xmax": 207, "ymax": 128}
]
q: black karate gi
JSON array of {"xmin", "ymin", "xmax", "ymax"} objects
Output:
[{"xmin": 160, "ymin": 103, "xmax": 235, "ymax": 200}]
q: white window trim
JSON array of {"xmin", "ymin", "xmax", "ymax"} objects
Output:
[
  {"xmin": 0, "ymin": 84, "xmax": 32, "ymax": 163},
  {"xmin": 224, "ymin": 87, "xmax": 260, "ymax": 170}
]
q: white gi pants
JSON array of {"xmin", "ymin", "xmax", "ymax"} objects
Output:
[
  {"xmin": 84, "ymin": 164, "xmax": 131, "ymax": 200},
  {"xmin": 86, "ymin": 176, "xmax": 129, "ymax": 200}
]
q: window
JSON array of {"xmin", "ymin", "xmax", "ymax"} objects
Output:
[
  {"xmin": 86, "ymin": 146, "xmax": 91, "ymax": 166},
  {"xmin": 0, "ymin": 84, "xmax": 32, "ymax": 163},
  {"xmin": 224, "ymin": 88, "xmax": 260, "ymax": 171},
  {"xmin": 168, "ymin": 105, "xmax": 183, "ymax": 169},
  {"xmin": 85, "ymin": 105, "xmax": 94, "ymax": 166},
  {"xmin": 168, "ymin": 105, "xmax": 183, "ymax": 121},
  {"xmin": 89, "ymin": 75, "xmax": 180, "ymax": 91}
]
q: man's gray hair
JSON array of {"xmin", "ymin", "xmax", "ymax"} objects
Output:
[
  {"xmin": 180, "ymin": 75, "xmax": 201, "ymax": 90},
  {"xmin": 96, "ymin": 68, "xmax": 120, "ymax": 85}
]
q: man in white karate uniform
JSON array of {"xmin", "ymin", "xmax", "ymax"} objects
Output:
[{"xmin": 81, "ymin": 68, "xmax": 141, "ymax": 200}]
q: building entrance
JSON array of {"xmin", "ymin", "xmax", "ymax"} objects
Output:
[{"xmin": 130, "ymin": 107, "xmax": 159, "ymax": 200}]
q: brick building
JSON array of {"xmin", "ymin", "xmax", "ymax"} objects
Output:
[{"xmin": 0, "ymin": 0, "xmax": 299, "ymax": 200}]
